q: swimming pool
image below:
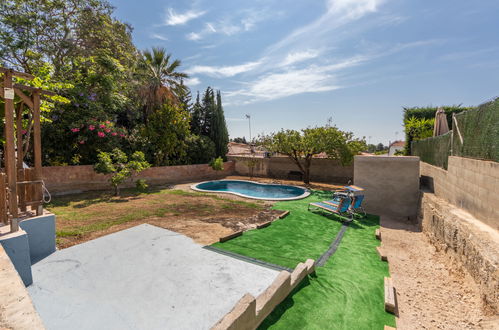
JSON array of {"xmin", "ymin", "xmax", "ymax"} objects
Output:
[{"xmin": 191, "ymin": 180, "xmax": 310, "ymax": 201}]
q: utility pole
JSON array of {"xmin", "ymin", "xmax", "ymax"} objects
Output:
[{"xmin": 245, "ymin": 114, "xmax": 251, "ymax": 143}]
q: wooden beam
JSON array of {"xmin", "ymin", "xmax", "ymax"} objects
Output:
[
  {"xmin": 0, "ymin": 83, "xmax": 57, "ymax": 97},
  {"xmin": 32, "ymin": 90, "xmax": 43, "ymax": 216},
  {"xmin": 3, "ymin": 70, "xmax": 19, "ymax": 231},
  {"xmin": 0, "ymin": 174, "xmax": 7, "ymax": 225},
  {"xmin": 384, "ymin": 277, "xmax": 396, "ymax": 314},
  {"xmin": 14, "ymin": 88, "xmax": 34, "ymax": 109},
  {"xmin": 16, "ymin": 103, "xmax": 26, "ymax": 212},
  {"xmin": 0, "ymin": 67, "xmax": 34, "ymax": 80}
]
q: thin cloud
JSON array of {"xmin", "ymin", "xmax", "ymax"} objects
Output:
[
  {"xmin": 164, "ymin": 8, "xmax": 206, "ymax": 26},
  {"xmin": 186, "ymin": 61, "xmax": 261, "ymax": 77},
  {"xmin": 185, "ymin": 8, "xmax": 273, "ymax": 42},
  {"xmin": 185, "ymin": 77, "xmax": 201, "ymax": 87},
  {"xmin": 281, "ymin": 49, "xmax": 321, "ymax": 66},
  {"xmin": 150, "ymin": 33, "xmax": 168, "ymax": 41},
  {"xmin": 186, "ymin": 32, "xmax": 202, "ymax": 41},
  {"xmin": 226, "ymin": 57, "xmax": 365, "ymax": 104},
  {"xmin": 268, "ymin": 0, "xmax": 384, "ymax": 54}
]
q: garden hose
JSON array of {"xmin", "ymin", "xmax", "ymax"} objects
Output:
[{"xmin": 42, "ymin": 180, "xmax": 52, "ymax": 204}]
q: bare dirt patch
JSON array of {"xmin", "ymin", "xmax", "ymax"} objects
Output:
[
  {"xmin": 48, "ymin": 186, "xmax": 283, "ymax": 248},
  {"xmin": 381, "ymin": 217, "xmax": 499, "ymax": 330}
]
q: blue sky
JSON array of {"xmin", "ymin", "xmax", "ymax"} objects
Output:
[{"xmin": 108, "ymin": 0, "xmax": 499, "ymax": 145}]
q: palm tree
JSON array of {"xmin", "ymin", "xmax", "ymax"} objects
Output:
[{"xmin": 139, "ymin": 47, "xmax": 188, "ymax": 122}]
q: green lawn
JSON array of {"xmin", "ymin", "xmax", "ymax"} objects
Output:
[{"xmin": 213, "ymin": 191, "xmax": 396, "ymax": 330}]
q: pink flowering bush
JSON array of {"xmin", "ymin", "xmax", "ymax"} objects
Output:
[{"xmin": 58, "ymin": 118, "xmax": 129, "ymax": 164}]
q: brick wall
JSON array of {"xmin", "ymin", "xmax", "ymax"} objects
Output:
[
  {"xmin": 42, "ymin": 162, "xmax": 235, "ymax": 194},
  {"xmin": 420, "ymin": 156, "xmax": 498, "ymax": 230},
  {"xmin": 228, "ymin": 156, "xmax": 353, "ymax": 183}
]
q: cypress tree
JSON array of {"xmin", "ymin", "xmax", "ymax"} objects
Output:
[
  {"xmin": 201, "ymin": 87, "xmax": 215, "ymax": 136},
  {"xmin": 211, "ymin": 90, "xmax": 229, "ymax": 159},
  {"xmin": 190, "ymin": 92, "xmax": 203, "ymax": 135}
]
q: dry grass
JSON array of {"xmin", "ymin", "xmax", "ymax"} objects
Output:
[{"xmin": 47, "ymin": 186, "xmax": 281, "ymax": 248}]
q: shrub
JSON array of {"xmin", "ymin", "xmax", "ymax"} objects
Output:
[
  {"xmin": 209, "ymin": 157, "xmax": 224, "ymax": 171},
  {"xmin": 94, "ymin": 148, "xmax": 150, "ymax": 196},
  {"xmin": 184, "ymin": 135, "xmax": 216, "ymax": 164}
]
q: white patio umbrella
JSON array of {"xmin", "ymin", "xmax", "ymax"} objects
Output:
[{"xmin": 433, "ymin": 107, "xmax": 450, "ymax": 136}]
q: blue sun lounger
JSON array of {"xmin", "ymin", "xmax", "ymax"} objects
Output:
[
  {"xmin": 308, "ymin": 197, "xmax": 353, "ymax": 221},
  {"xmin": 325, "ymin": 195, "xmax": 366, "ymax": 216}
]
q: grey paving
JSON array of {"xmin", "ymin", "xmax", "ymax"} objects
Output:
[{"xmin": 28, "ymin": 224, "xmax": 280, "ymax": 330}]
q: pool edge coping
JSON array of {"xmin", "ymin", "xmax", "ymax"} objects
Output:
[{"xmin": 190, "ymin": 179, "xmax": 311, "ymax": 201}]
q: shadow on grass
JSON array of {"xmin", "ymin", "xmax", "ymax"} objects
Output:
[
  {"xmin": 258, "ymin": 276, "xmax": 313, "ymax": 329},
  {"xmin": 47, "ymin": 186, "xmax": 170, "ymax": 209}
]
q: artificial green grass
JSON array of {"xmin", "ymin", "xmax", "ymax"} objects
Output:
[
  {"xmin": 212, "ymin": 190, "xmax": 343, "ymax": 268},
  {"xmin": 213, "ymin": 191, "xmax": 396, "ymax": 329}
]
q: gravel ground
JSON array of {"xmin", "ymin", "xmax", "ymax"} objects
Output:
[{"xmin": 381, "ymin": 217, "xmax": 498, "ymax": 330}]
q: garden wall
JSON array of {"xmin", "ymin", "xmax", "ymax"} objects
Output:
[
  {"xmin": 420, "ymin": 156, "xmax": 498, "ymax": 230},
  {"xmin": 418, "ymin": 156, "xmax": 499, "ymax": 312},
  {"xmin": 42, "ymin": 162, "xmax": 235, "ymax": 194},
  {"xmin": 228, "ymin": 156, "xmax": 353, "ymax": 183},
  {"xmin": 353, "ymin": 156, "xmax": 420, "ymax": 220}
]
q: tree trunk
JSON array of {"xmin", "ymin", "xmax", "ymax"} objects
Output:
[
  {"xmin": 303, "ymin": 155, "xmax": 312, "ymax": 184},
  {"xmin": 303, "ymin": 169, "xmax": 310, "ymax": 184},
  {"xmin": 114, "ymin": 184, "xmax": 120, "ymax": 196}
]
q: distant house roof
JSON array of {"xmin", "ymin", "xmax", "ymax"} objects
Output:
[
  {"xmin": 389, "ymin": 140, "xmax": 405, "ymax": 148},
  {"xmin": 227, "ymin": 142, "xmax": 267, "ymax": 157}
]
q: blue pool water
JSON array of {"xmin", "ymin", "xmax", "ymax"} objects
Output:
[{"xmin": 192, "ymin": 180, "xmax": 309, "ymax": 200}]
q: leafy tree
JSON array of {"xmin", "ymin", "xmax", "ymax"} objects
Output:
[
  {"xmin": 404, "ymin": 117, "xmax": 435, "ymax": 141},
  {"xmin": 0, "ymin": 0, "xmax": 135, "ymax": 76},
  {"xmin": 94, "ymin": 148, "xmax": 150, "ymax": 196},
  {"xmin": 261, "ymin": 125, "xmax": 366, "ymax": 184},
  {"xmin": 183, "ymin": 135, "xmax": 216, "ymax": 164},
  {"xmin": 138, "ymin": 47, "xmax": 188, "ymax": 122},
  {"xmin": 232, "ymin": 137, "xmax": 247, "ymax": 144},
  {"xmin": 139, "ymin": 102, "xmax": 190, "ymax": 166},
  {"xmin": 190, "ymin": 92, "xmax": 203, "ymax": 135},
  {"xmin": 211, "ymin": 91, "xmax": 229, "ymax": 159},
  {"xmin": 201, "ymin": 87, "xmax": 215, "ymax": 136}
]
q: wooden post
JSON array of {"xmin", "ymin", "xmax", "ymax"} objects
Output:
[
  {"xmin": 0, "ymin": 173, "xmax": 6, "ymax": 225},
  {"xmin": 16, "ymin": 102, "xmax": 26, "ymax": 212},
  {"xmin": 32, "ymin": 90, "xmax": 43, "ymax": 215},
  {"xmin": 3, "ymin": 70, "xmax": 19, "ymax": 231}
]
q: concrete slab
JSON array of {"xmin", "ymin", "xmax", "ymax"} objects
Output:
[{"xmin": 28, "ymin": 224, "xmax": 280, "ymax": 330}]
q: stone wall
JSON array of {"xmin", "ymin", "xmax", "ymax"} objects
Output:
[
  {"xmin": 42, "ymin": 162, "xmax": 235, "ymax": 194},
  {"xmin": 228, "ymin": 156, "xmax": 353, "ymax": 183},
  {"xmin": 420, "ymin": 156, "xmax": 499, "ymax": 230},
  {"xmin": 353, "ymin": 156, "xmax": 420, "ymax": 219},
  {"xmin": 419, "ymin": 191, "xmax": 499, "ymax": 313}
]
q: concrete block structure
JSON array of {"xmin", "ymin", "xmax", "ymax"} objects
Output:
[{"xmin": 353, "ymin": 156, "xmax": 420, "ymax": 220}]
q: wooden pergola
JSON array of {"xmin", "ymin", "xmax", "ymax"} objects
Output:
[{"xmin": 0, "ymin": 67, "xmax": 56, "ymax": 232}]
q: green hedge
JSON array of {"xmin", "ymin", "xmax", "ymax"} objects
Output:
[
  {"xmin": 411, "ymin": 97, "xmax": 499, "ymax": 167},
  {"xmin": 412, "ymin": 132, "xmax": 451, "ymax": 169},
  {"xmin": 452, "ymin": 98, "xmax": 499, "ymax": 161},
  {"xmin": 403, "ymin": 105, "xmax": 473, "ymax": 155}
]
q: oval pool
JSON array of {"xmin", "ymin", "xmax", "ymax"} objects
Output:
[{"xmin": 191, "ymin": 180, "xmax": 310, "ymax": 200}]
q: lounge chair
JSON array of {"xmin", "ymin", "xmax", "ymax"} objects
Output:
[
  {"xmin": 351, "ymin": 195, "xmax": 366, "ymax": 217},
  {"xmin": 308, "ymin": 197, "xmax": 353, "ymax": 221}
]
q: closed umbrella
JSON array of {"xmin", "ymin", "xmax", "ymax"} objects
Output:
[{"xmin": 433, "ymin": 107, "xmax": 450, "ymax": 136}]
